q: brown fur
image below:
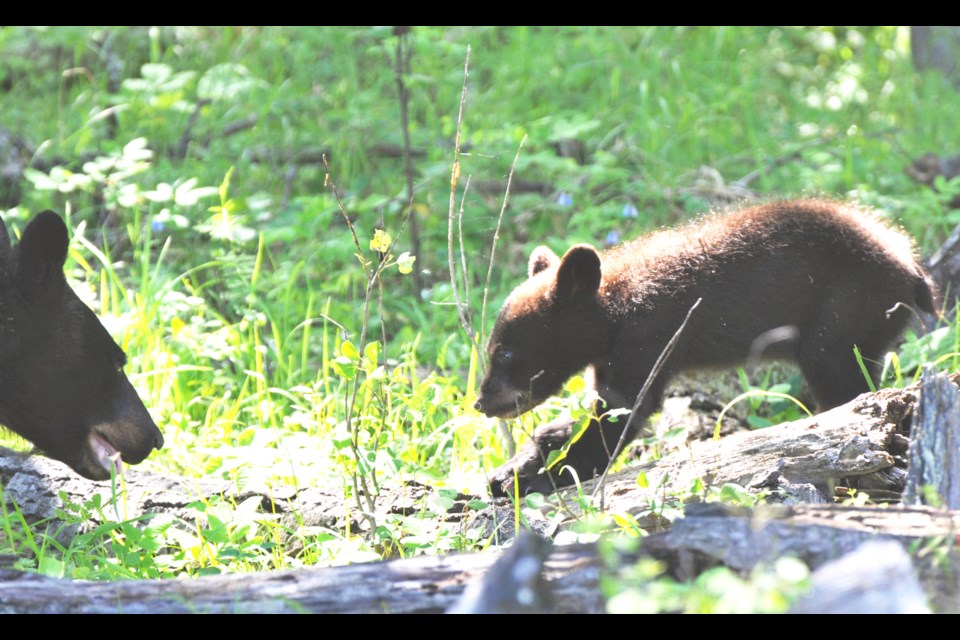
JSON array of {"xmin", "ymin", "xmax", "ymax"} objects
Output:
[{"xmin": 476, "ymin": 199, "xmax": 937, "ymax": 496}]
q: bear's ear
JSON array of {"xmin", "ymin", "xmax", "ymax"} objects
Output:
[
  {"xmin": 17, "ymin": 211, "xmax": 69, "ymax": 288},
  {"xmin": 528, "ymin": 246, "xmax": 559, "ymax": 277},
  {"xmin": 555, "ymin": 244, "xmax": 601, "ymax": 303}
]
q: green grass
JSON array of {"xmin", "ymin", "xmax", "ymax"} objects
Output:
[{"xmin": 1, "ymin": 26, "xmax": 958, "ymax": 586}]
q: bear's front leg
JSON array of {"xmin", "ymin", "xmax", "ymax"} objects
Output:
[{"xmin": 489, "ymin": 409, "xmax": 635, "ymax": 497}]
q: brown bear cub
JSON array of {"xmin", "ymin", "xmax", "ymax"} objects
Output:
[{"xmin": 475, "ymin": 199, "xmax": 937, "ymax": 497}]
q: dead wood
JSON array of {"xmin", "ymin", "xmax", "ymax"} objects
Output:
[
  {"xmin": 467, "ymin": 381, "xmax": 923, "ymax": 540},
  {"xmin": 790, "ymin": 540, "xmax": 931, "ymax": 614},
  {"xmin": 3, "ymin": 376, "xmax": 959, "ymax": 612},
  {"xmin": 903, "ymin": 368, "xmax": 960, "ymax": 509},
  {"xmin": 1, "ymin": 501, "xmax": 957, "ymax": 613},
  {"xmin": 0, "ymin": 539, "xmax": 602, "ymax": 614}
]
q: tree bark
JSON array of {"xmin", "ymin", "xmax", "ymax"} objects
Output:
[
  {"xmin": 912, "ymin": 27, "xmax": 960, "ymax": 86},
  {"xmin": 3, "ymin": 376, "xmax": 959, "ymax": 612},
  {"xmin": 467, "ymin": 381, "xmax": 923, "ymax": 542},
  {"xmin": 2, "ymin": 503, "xmax": 957, "ymax": 613},
  {"xmin": 903, "ymin": 368, "xmax": 960, "ymax": 509}
]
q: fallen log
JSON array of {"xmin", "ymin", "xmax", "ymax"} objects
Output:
[
  {"xmin": 904, "ymin": 368, "xmax": 960, "ymax": 509},
  {"xmin": 1, "ymin": 502, "xmax": 957, "ymax": 613},
  {"xmin": 2, "ymin": 376, "xmax": 959, "ymax": 612},
  {"xmin": 469, "ymin": 380, "xmax": 928, "ymax": 541}
]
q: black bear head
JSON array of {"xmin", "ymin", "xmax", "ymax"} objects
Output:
[
  {"xmin": 475, "ymin": 243, "xmax": 612, "ymax": 418},
  {"xmin": 0, "ymin": 211, "xmax": 163, "ymax": 479}
]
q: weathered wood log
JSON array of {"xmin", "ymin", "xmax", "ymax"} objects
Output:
[
  {"xmin": 1, "ymin": 502, "xmax": 957, "ymax": 613},
  {"xmin": 0, "ymin": 540, "xmax": 602, "ymax": 614},
  {"xmin": 1, "ymin": 375, "xmax": 944, "ymax": 543},
  {"xmin": 466, "ymin": 382, "xmax": 924, "ymax": 542},
  {"xmin": 659, "ymin": 503, "xmax": 959, "ymax": 614},
  {"xmin": 922, "ymin": 197, "xmax": 960, "ymax": 312},
  {"xmin": 447, "ymin": 530, "xmax": 555, "ymax": 614},
  {"xmin": 903, "ymin": 368, "xmax": 960, "ymax": 509},
  {"xmin": 3, "ymin": 377, "xmax": 959, "ymax": 612},
  {"xmin": 0, "ymin": 450, "xmax": 346, "ymax": 540},
  {"xmin": 791, "ymin": 540, "xmax": 931, "ymax": 614}
]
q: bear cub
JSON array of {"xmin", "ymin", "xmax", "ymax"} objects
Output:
[
  {"xmin": 0, "ymin": 211, "xmax": 163, "ymax": 480},
  {"xmin": 475, "ymin": 199, "xmax": 937, "ymax": 496}
]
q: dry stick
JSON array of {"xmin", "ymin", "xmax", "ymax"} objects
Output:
[
  {"xmin": 393, "ymin": 28, "xmax": 424, "ymax": 297},
  {"xmin": 456, "ymin": 175, "xmax": 474, "ymax": 338},
  {"xmin": 480, "ymin": 135, "xmax": 528, "ymax": 349},
  {"xmin": 323, "ymin": 157, "xmax": 377, "ymax": 527},
  {"xmin": 221, "ymin": 114, "xmax": 260, "ymax": 138},
  {"xmin": 478, "ymin": 137, "xmax": 528, "ymax": 458},
  {"xmin": 589, "ymin": 297, "xmax": 702, "ymax": 501},
  {"xmin": 454, "ymin": 175, "xmax": 518, "ymax": 457},
  {"xmin": 323, "ymin": 156, "xmax": 368, "ymax": 277},
  {"xmin": 323, "ymin": 148, "xmax": 421, "ymax": 529},
  {"xmin": 447, "ymin": 46, "xmax": 473, "ymax": 342}
]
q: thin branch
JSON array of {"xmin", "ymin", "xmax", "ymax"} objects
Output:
[
  {"xmin": 323, "ymin": 155, "xmax": 377, "ymax": 525},
  {"xmin": 456, "ymin": 175, "xmax": 474, "ymax": 341},
  {"xmin": 447, "ymin": 46, "xmax": 473, "ymax": 339},
  {"xmin": 480, "ymin": 135, "xmax": 527, "ymax": 348},
  {"xmin": 323, "ymin": 155, "xmax": 369, "ymax": 279},
  {"xmin": 590, "ymin": 297, "xmax": 702, "ymax": 500}
]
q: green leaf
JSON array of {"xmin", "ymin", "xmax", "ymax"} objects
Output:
[
  {"xmin": 38, "ymin": 557, "xmax": 66, "ymax": 578},
  {"xmin": 363, "ymin": 340, "xmax": 379, "ymax": 365},
  {"xmin": 331, "ymin": 356, "xmax": 357, "ymax": 379},
  {"xmin": 341, "ymin": 340, "xmax": 359, "ymax": 360}
]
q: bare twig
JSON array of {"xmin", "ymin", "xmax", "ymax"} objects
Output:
[
  {"xmin": 480, "ymin": 135, "xmax": 527, "ymax": 347},
  {"xmin": 323, "ymin": 156, "xmax": 368, "ymax": 278},
  {"xmin": 180, "ymin": 113, "xmax": 260, "ymax": 159},
  {"xmin": 447, "ymin": 46, "xmax": 473, "ymax": 341},
  {"xmin": 590, "ymin": 297, "xmax": 702, "ymax": 500},
  {"xmin": 476, "ymin": 137, "xmax": 528, "ymax": 459},
  {"xmin": 323, "ymin": 155, "xmax": 377, "ymax": 527},
  {"xmin": 221, "ymin": 114, "xmax": 260, "ymax": 138},
  {"xmin": 457, "ymin": 175, "xmax": 474, "ymax": 341}
]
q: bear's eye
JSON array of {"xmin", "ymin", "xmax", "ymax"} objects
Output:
[{"xmin": 498, "ymin": 348, "xmax": 513, "ymax": 363}]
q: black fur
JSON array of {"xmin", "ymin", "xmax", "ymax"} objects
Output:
[{"xmin": 0, "ymin": 211, "xmax": 163, "ymax": 479}]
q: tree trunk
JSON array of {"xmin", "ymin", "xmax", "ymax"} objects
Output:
[{"xmin": 912, "ymin": 27, "xmax": 960, "ymax": 86}]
